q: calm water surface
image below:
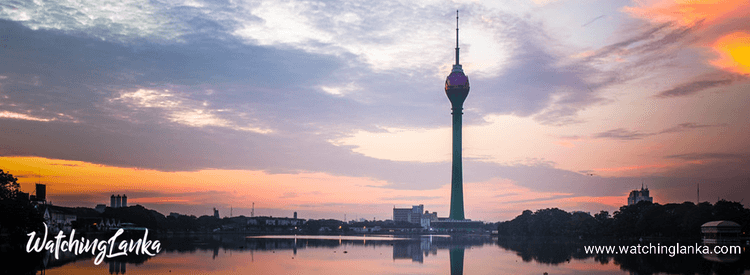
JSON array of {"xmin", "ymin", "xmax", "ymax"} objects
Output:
[{"xmin": 29, "ymin": 235, "xmax": 749, "ymax": 274}]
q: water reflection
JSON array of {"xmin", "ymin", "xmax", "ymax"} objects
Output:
[
  {"xmin": 450, "ymin": 248, "xmax": 464, "ymax": 275},
  {"xmin": 7, "ymin": 234, "xmax": 748, "ymax": 274},
  {"xmin": 108, "ymin": 260, "xmax": 125, "ymax": 274}
]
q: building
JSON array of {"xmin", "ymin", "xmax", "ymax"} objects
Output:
[
  {"xmin": 393, "ymin": 205, "xmax": 425, "ymax": 223},
  {"xmin": 110, "ymin": 194, "xmax": 127, "ymax": 208},
  {"xmin": 393, "ymin": 207, "xmax": 411, "ymax": 222},
  {"xmin": 32, "ymin": 183, "xmax": 46, "ymax": 202},
  {"xmin": 42, "ymin": 205, "xmax": 77, "ymax": 232},
  {"xmin": 410, "ymin": 205, "xmax": 424, "ymax": 224},
  {"xmin": 214, "ymin": 208, "xmax": 220, "ymax": 218},
  {"xmin": 444, "ymin": 11, "xmax": 470, "ymax": 221},
  {"xmin": 421, "ymin": 211, "xmax": 438, "ymax": 228},
  {"xmin": 701, "ymin": 220, "xmax": 741, "ymax": 245},
  {"xmin": 627, "ymin": 184, "xmax": 653, "ymax": 205}
]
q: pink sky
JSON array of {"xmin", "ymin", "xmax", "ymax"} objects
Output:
[{"xmin": 1, "ymin": 0, "xmax": 749, "ymax": 221}]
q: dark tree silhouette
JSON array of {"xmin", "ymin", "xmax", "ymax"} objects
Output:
[{"xmin": 0, "ymin": 169, "xmax": 20, "ymax": 200}]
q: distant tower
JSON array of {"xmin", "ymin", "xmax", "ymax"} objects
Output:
[
  {"xmin": 445, "ymin": 10, "xmax": 470, "ymax": 221},
  {"xmin": 122, "ymin": 194, "xmax": 127, "ymax": 207},
  {"xmin": 213, "ymin": 208, "xmax": 219, "ymax": 218},
  {"xmin": 111, "ymin": 194, "xmax": 116, "ymax": 208},
  {"xmin": 294, "ymin": 212, "xmax": 298, "ymax": 219},
  {"xmin": 116, "ymin": 194, "xmax": 122, "ymax": 208}
]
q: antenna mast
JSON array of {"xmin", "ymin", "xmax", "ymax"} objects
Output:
[{"xmin": 455, "ymin": 10, "xmax": 460, "ymax": 65}]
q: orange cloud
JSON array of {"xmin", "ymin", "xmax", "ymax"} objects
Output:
[
  {"xmin": 624, "ymin": 0, "xmax": 748, "ymax": 27},
  {"xmin": 624, "ymin": 0, "xmax": 750, "ymax": 74},
  {"xmin": 711, "ymin": 32, "xmax": 750, "ymax": 75}
]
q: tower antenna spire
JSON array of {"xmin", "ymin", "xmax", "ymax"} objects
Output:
[{"xmin": 455, "ymin": 10, "xmax": 460, "ymax": 65}]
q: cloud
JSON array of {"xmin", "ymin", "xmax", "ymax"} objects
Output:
[
  {"xmin": 593, "ymin": 123, "xmax": 725, "ymax": 140},
  {"xmin": 657, "ymin": 122, "xmax": 725, "ymax": 134},
  {"xmin": 0, "ymin": 0, "xmax": 184, "ymax": 43},
  {"xmin": 279, "ymin": 192, "xmax": 298, "ymax": 199},
  {"xmin": 582, "ymin": 15, "xmax": 606, "ymax": 27},
  {"xmin": 655, "ymin": 78, "xmax": 736, "ymax": 98},
  {"xmin": 623, "ymin": 0, "xmax": 750, "ymax": 74},
  {"xmin": 0, "ymin": 111, "xmax": 54, "ymax": 122},
  {"xmin": 2, "ymin": 0, "xmax": 749, "ymax": 219},
  {"xmin": 470, "ymin": 13, "xmax": 606, "ymax": 125},
  {"xmin": 710, "ymin": 32, "xmax": 750, "ymax": 75},
  {"xmin": 380, "ymin": 196, "xmax": 442, "ymax": 201},
  {"xmin": 109, "ymin": 89, "xmax": 273, "ymax": 133},
  {"xmin": 664, "ymin": 153, "xmax": 747, "ymax": 161},
  {"xmin": 623, "ymin": 0, "xmax": 749, "ymax": 28},
  {"xmin": 593, "ymin": 128, "xmax": 650, "ymax": 140}
]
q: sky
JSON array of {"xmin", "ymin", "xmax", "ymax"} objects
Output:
[{"xmin": 1, "ymin": 0, "xmax": 749, "ymax": 222}]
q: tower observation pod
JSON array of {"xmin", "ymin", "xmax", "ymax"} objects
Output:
[{"xmin": 445, "ymin": 10, "xmax": 469, "ymax": 221}]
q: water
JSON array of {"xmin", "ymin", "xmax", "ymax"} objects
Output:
[{"xmin": 19, "ymin": 235, "xmax": 750, "ymax": 274}]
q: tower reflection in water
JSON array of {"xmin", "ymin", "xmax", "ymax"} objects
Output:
[
  {"xmin": 390, "ymin": 236, "xmax": 471, "ymax": 275},
  {"xmin": 108, "ymin": 260, "xmax": 126, "ymax": 274},
  {"xmin": 450, "ymin": 247, "xmax": 465, "ymax": 275}
]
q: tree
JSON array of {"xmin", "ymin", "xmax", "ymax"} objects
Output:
[
  {"xmin": 0, "ymin": 169, "xmax": 20, "ymax": 201},
  {"xmin": 0, "ymin": 169, "xmax": 44, "ymax": 251}
]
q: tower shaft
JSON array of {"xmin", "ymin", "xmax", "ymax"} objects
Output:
[{"xmin": 449, "ymin": 106, "xmax": 465, "ymax": 220}]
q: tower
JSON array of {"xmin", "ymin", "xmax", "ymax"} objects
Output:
[
  {"xmin": 122, "ymin": 194, "xmax": 127, "ymax": 207},
  {"xmin": 445, "ymin": 10, "xmax": 470, "ymax": 220}
]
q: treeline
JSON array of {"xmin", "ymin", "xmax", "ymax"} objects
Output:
[{"xmin": 497, "ymin": 200, "xmax": 750, "ymax": 238}]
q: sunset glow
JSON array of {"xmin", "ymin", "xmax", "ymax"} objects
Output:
[
  {"xmin": 711, "ymin": 32, "xmax": 750, "ymax": 75},
  {"xmin": 1, "ymin": 0, "xmax": 749, "ymax": 222}
]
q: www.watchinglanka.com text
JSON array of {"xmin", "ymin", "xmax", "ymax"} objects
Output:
[{"xmin": 584, "ymin": 243, "xmax": 743, "ymax": 257}]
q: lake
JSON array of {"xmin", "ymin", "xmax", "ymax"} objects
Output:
[{"xmin": 19, "ymin": 235, "xmax": 750, "ymax": 274}]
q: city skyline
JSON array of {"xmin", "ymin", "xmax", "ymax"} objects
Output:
[{"xmin": 1, "ymin": 0, "xmax": 749, "ymax": 221}]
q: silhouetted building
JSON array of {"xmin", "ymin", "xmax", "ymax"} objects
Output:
[
  {"xmin": 95, "ymin": 204, "xmax": 107, "ymax": 213},
  {"xmin": 627, "ymin": 184, "xmax": 653, "ymax": 205},
  {"xmin": 35, "ymin": 183, "xmax": 46, "ymax": 202},
  {"xmin": 214, "ymin": 208, "xmax": 219, "ymax": 218},
  {"xmin": 109, "ymin": 194, "xmax": 126, "ymax": 208}
]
